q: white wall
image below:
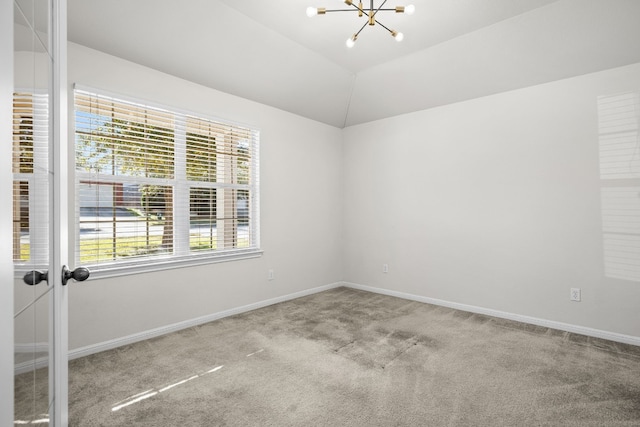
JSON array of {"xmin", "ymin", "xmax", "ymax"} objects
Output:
[
  {"xmin": 66, "ymin": 44, "xmax": 343, "ymax": 350},
  {"xmin": 343, "ymin": 62, "xmax": 640, "ymax": 339},
  {"xmin": 14, "ymin": 43, "xmax": 640, "ymax": 354}
]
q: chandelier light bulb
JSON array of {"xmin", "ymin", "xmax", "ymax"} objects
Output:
[
  {"xmin": 392, "ymin": 31, "xmax": 404, "ymax": 42},
  {"xmin": 346, "ymin": 35, "xmax": 357, "ymax": 48},
  {"xmin": 405, "ymin": 4, "xmax": 415, "ymax": 15},
  {"xmin": 306, "ymin": 6, "xmax": 318, "ymax": 17}
]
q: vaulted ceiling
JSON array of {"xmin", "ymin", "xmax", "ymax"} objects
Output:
[{"xmin": 67, "ymin": 0, "xmax": 640, "ymax": 128}]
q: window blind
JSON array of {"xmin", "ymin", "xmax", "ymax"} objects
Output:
[
  {"xmin": 12, "ymin": 92, "xmax": 49, "ymax": 266},
  {"xmin": 74, "ymin": 88, "xmax": 260, "ymax": 270}
]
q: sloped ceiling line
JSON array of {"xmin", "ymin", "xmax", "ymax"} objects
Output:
[{"xmin": 343, "ymin": 73, "xmax": 358, "ymax": 128}]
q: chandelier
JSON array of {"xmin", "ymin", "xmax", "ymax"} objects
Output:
[{"xmin": 307, "ymin": 0, "xmax": 415, "ymax": 48}]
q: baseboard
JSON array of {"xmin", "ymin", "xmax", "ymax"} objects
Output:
[
  {"xmin": 20, "ymin": 279, "xmax": 637, "ymax": 376},
  {"xmin": 14, "ymin": 356, "xmax": 49, "ymax": 376},
  {"xmin": 342, "ymin": 282, "xmax": 640, "ymax": 347},
  {"xmin": 14, "ymin": 343, "xmax": 49, "ymax": 376},
  {"xmin": 14, "ymin": 342, "xmax": 49, "ymax": 353},
  {"xmin": 69, "ymin": 282, "xmax": 344, "ymax": 361}
]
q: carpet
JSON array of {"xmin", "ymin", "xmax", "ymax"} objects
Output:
[{"xmin": 19, "ymin": 287, "xmax": 640, "ymax": 425}]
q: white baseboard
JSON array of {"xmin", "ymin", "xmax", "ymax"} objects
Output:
[
  {"xmin": 342, "ymin": 282, "xmax": 640, "ymax": 347},
  {"xmin": 69, "ymin": 282, "xmax": 343, "ymax": 361},
  {"xmin": 17, "ymin": 280, "xmax": 637, "ymax": 376},
  {"xmin": 14, "ymin": 343, "xmax": 50, "ymax": 376},
  {"xmin": 14, "ymin": 342, "xmax": 49, "ymax": 354},
  {"xmin": 14, "ymin": 356, "xmax": 49, "ymax": 376}
]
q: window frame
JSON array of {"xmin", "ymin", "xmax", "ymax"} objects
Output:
[{"xmin": 73, "ymin": 85, "xmax": 261, "ymax": 279}]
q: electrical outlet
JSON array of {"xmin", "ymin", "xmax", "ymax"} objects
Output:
[
  {"xmin": 570, "ymin": 288, "xmax": 581, "ymax": 302},
  {"xmin": 268, "ymin": 269, "xmax": 275, "ymax": 281},
  {"xmin": 383, "ymin": 264, "xmax": 389, "ymax": 273}
]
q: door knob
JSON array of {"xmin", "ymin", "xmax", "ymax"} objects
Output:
[
  {"xmin": 23, "ymin": 270, "xmax": 48, "ymax": 286},
  {"xmin": 61, "ymin": 266, "xmax": 90, "ymax": 286}
]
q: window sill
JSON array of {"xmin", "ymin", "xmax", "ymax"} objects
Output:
[
  {"xmin": 86, "ymin": 249, "xmax": 264, "ymax": 280},
  {"xmin": 14, "ymin": 249, "xmax": 263, "ymax": 281}
]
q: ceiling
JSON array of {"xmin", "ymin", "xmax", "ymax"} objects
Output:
[{"xmin": 66, "ymin": 0, "xmax": 640, "ymax": 128}]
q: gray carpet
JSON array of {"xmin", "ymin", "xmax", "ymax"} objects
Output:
[{"xmin": 18, "ymin": 287, "xmax": 640, "ymax": 425}]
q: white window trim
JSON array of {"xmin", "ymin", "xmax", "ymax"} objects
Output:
[
  {"xmin": 72, "ymin": 85, "xmax": 262, "ymax": 279},
  {"xmin": 85, "ymin": 248, "xmax": 264, "ymax": 280}
]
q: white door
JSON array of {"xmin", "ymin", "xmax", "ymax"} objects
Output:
[{"xmin": 11, "ymin": 0, "xmax": 81, "ymax": 425}]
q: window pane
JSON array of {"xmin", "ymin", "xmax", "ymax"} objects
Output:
[
  {"xmin": 237, "ymin": 189, "xmax": 250, "ymax": 248},
  {"xmin": 190, "ymin": 188, "xmax": 216, "ymax": 251},
  {"xmin": 12, "ymin": 95, "xmax": 34, "ymax": 174},
  {"xmin": 237, "ymin": 142, "xmax": 251, "ymax": 185},
  {"xmin": 186, "ymin": 119, "xmax": 216, "ymax": 182},
  {"xmin": 186, "ymin": 116, "xmax": 253, "ymax": 185},
  {"xmin": 188, "ymin": 187, "xmax": 255, "ymax": 251},
  {"xmin": 75, "ymin": 95, "xmax": 175, "ymax": 179},
  {"xmin": 13, "ymin": 181, "xmax": 29, "ymax": 261},
  {"xmin": 79, "ymin": 182, "xmax": 173, "ymax": 264},
  {"xmin": 194, "ymin": 188, "xmax": 252, "ymax": 251}
]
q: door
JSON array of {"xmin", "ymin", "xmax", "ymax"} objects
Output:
[{"xmin": 12, "ymin": 0, "xmax": 76, "ymax": 425}]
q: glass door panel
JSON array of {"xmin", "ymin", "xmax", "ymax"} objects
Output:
[
  {"xmin": 13, "ymin": 0, "xmax": 53, "ymax": 424},
  {"xmin": 14, "ymin": 288, "xmax": 51, "ymax": 424}
]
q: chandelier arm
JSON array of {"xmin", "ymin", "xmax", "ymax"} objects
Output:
[
  {"xmin": 370, "ymin": 0, "xmax": 389, "ymax": 19},
  {"xmin": 322, "ymin": 8, "xmax": 396, "ymax": 12},
  {"xmin": 323, "ymin": 9, "xmax": 365, "ymax": 12},
  {"xmin": 353, "ymin": 19, "xmax": 369, "ymax": 38},
  {"xmin": 374, "ymin": 19, "xmax": 393, "ymax": 33},
  {"xmin": 346, "ymin": 1, "xmax": 370, "ymax": 17}
]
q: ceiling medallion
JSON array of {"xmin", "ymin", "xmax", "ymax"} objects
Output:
[{"xmin": 307, "ymin": 0, "xmax": 415, "ymax": 48}]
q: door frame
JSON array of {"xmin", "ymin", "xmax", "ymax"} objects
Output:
[
  {"xmin": 1, "ymin": 0, "xmax": 15, "ymax": 424},
  {"xmin": 51, "ymin": 0, "xmax": 70, "ymax": 424}
]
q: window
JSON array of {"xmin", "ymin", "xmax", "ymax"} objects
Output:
[
  {"xmin": 74, "ymin": 88, "xmax": 260, "ymax": 274},
  {"xmin": 12, "ymin": 92, "xmax": 49, "ymax": 268}
]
